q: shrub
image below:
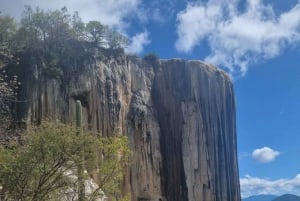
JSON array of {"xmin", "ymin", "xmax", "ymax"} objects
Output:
[
  {"xmin": 0, "ymin": 122, "xmax": 130, "ymax": 201},
  {"xmin": 142, "ymin": 53, "xmax": 159, "ymax": 67}
]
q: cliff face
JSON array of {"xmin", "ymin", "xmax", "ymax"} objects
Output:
[{"xmin": 12, "ymin": 53, "xmax": 240, "ymax": 201}]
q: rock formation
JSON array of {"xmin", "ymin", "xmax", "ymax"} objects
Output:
[{"xmin": 6, "ymin": 51, "xmax": 241, "ymax": 201}]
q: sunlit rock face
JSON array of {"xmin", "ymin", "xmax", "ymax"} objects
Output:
[{"xmin": 12, "ymin": 52, "xmax": 241, "ymax": 201}]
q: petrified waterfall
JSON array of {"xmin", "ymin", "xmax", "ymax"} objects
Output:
[{"xmin": 12, "ymin": 53, "xmax": 241, "ymax": 201}]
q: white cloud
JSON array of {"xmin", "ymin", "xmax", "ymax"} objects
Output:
[
  {"xmin": 240, "ymin": 174, "xmax": 300, "ymax": 198},
  {"xmin": 252, "ymin": 147, "xmax": 280, "ymax": 163},
  {"xmin": 126, "ymin": 31, "xmax": 151, "ymax": 54},
  {"xmin": 175, "ymin": 0, "xmax": 300, "ymax": 75},
  {"xmin": 136, "ymin": 0, "xmax": 178, "ymax": 24}
]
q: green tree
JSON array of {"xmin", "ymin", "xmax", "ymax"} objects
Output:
[
  {"xmin": 85, "ymin": 21, "xmax": 106, "ymax": 45},
  {"xmin": 17, "ymin": 6, "xmax": 41, "ymax": 50},
  {"xmin": 106, "ymin": 30, "xmax": 128, "ymax": 49},
  {"xmin": 0, "ymin": 13, "xmax": 19, "ymax": 128},
  {"xmin": 29, "ymin": 8, "xmax": 48, "ymax": 41},
  {"xmin": 45, "ymin": 7, "xmax": 72, "ymax": 46},
  {"xmin": 71, "ymin": 11, "xmax": 85, "ymax": 41},
  {"xmin": 17, "ymin": 6, "xmax": 73, "ymax": 51},
  {"xmin": 143, "ymin": 52, "xmax": 159, "ymax": 67},
  {"xmin": 0, "ymin": 13, "xmax": 16, "ymax": 51},
  {"xmin": 0, "ymin": 122, "xmax": 130, "ymax": 201},
  {"xmin": 0, "ymin": 65, "xmax": 18, "ymax": 128},
  {"xmin": 93, "ymin": 137, "xmax": 130, "ymax": 201},
  {"xmin": 0, "ymin": 123, "xmax": 82, "ymax": 201}
]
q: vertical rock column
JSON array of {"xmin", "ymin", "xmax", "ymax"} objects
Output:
[
  {"xmin": 15, "ymin": 55, "xmax": 241, "ymax": 201},
  {"xmin": 153, "ymin": 59, "xmax": 240, "ymax": 201}
]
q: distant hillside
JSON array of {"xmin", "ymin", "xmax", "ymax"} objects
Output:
[
  {"xmin": 242, "ymin": 194, "xmax": 277, "ymax": 201},
  {"xmin": 272, "ymin": 194, "xmax": 300, "ymax": 201},
  {"xmin": 243, "ymin": 194, "xmax": 300, "ymax": 201}
]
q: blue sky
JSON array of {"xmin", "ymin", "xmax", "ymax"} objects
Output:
[{"xmin": 1, "ymin": 0, "xmax": 300, "ymax": 198}]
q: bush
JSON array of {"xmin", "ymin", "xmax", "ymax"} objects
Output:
[
  {"xmin": 0, "ymin": 122, "xmax": 130, "ymax": 201},
  {"xmin": 142, "ymin": 53, "xmax": 159, "ymax": 67}
]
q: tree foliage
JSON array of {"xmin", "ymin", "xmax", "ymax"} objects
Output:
[
  {"xmin": 10, "ymin": 6, "xmax": 128, "ymax": 52},
  {"xmin": 106, "ymin": 30, "xmax": 128, "ymax": 49},
  {"xmin": 86, "ymin": 21, "xmax": 106, "ymax": 45},
  {"xmin": 0, "ymin": 6, "xmax": 129, "ymax": 77},
  {"xmin": 0, "ymin": 13, "xmax": 16, "ymax": 51},
  {"xmin": 142, "ymin": 52, "xmax": 159, "ymax": 67},
  {"xmin": 0, "ymin": 7, "xmax": 131, "ymax": 200},
  {"xmin": 0, "ymin": 14, "xmax": 19, "ymax": 128},
  {"xmin": 0, "ymin": 122, "xmax": 130, "ymax": 201},
  {"xmin": 0, "ymin": 6, "xmax": 130, "ymax": 121},
  {"xmin": 0, "ymin": 66, "xmax": 19, "ymax": 127},
  {"xmin": 71, "ymin": 11, "xmax": 85, "ymax": 41}
]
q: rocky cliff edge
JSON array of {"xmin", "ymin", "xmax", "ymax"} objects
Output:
[{"xmin": 9, "ymin": 52, "xmax": 240, "ymax": 201}]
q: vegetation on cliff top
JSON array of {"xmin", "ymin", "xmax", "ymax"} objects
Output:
[
  {"xmin": 0, "ymin": 5, "xmax": 129, "ymax": 126},
  {"xmin": 0, "ymin": 6, "xmax": 128, "ymax": 78},
  {"xmin": 0, "ymin": 7, "xmax": 131, "ymax": 200},
  {"xmin": 0, "ymin": 6, "xmax": 128, "ymax": 51}
]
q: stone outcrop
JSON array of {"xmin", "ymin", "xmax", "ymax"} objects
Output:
[{"xmin": 8, "ymin": 52, "xmax": 241, "ymax": 201}]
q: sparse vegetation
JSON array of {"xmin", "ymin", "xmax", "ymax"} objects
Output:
[
  {"xmin": 0, "ymin": 13, "xmax": 19, "ymax": 123},
  {"xmin": 142, "ymin": 52, "xmax": 159, "ymax": 66},
  {"xmin": 0, "ymin": 67, "xmax": 19, "ymax": 126}
]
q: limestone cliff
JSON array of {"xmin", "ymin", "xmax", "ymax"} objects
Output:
[{"xmin": 9, "ymin": 51, "xmax": 240, "ymax": 201}]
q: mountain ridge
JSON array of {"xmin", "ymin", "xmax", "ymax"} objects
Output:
[
  {"xmin": 242, "ymin": 194, "xmax": 277, "ymax": 201},
  {"xmin": 243, "ymin": 194, "xmax": 300, "ymax": 201},
  {"xmin": 273, "ymin": 194, "xmax": 300, "ymax": 201}
]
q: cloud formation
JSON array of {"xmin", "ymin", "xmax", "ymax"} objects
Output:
[
  {"xmin": 136, "ymin": 0, "xmax": 177, "ymax": 24},
  {"xmin": 252, "ymin": 147, "xmax": 280, "ymax": 163},
  {"xmin": 240, "ymin": 174, "xmax": 300, "ymax": 198},
  {"xmin": 175, "ymin": 0, "xmax": 300, "ymax": 75},
  {"xmin": 126, "ymin": 31, "xmax": 150, "ymax": 54}
]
